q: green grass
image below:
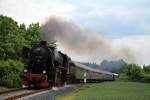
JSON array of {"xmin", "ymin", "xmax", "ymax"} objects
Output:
[
  {"xmin": 116, "ymin": 74, "xmax": 131, "ymax": 81},
  {"xmin": 56, "ymin": 81, "xmax": 150, "ymax": 100}
]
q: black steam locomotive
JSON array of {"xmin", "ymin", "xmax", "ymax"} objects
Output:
[{"xmin": 22, "ymin": 41, "xmax": 70, "ymax": 88}]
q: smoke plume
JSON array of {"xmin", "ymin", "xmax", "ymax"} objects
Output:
[{"xmin": 40, "ymin": 16, "xmax": 148, "ymax": 65}]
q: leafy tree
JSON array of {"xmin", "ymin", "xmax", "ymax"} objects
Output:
[
  {"xmin": 125, "ymin": 64, "xmax": 143, "ymax": 80},
  {"xmin": 143, "ymin": 65, "xmax": 150, "ymax": 74},
  {"xmin": 25, "ymin": 23, "xmax": 40, "ymax": 46},
  {"xmin": 0, "ymin": 15, "xmax": 40, "ymax": 60},
  {"xmin": 0, "ymin": 15, "xmax": 26, "ymax": 60},
  {"xmin": 0, "ymin": 59, "xmax": 23, "ymax": 87}
]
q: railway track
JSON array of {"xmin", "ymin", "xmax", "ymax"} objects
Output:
[
  {"xmin": 0, "ymin": 88, "xmax": 22, "ymax": 95},
  {"xmin": 0, "ymin": 84, "xmax": 81, "ymax": 100},
  {"xmin": 0, "ymin": 88, "xmax": 50, "ymax": 100}
]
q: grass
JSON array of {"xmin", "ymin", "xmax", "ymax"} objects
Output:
[
  {"xmin": 0, "ymin": 86, "xmax": 9, "ymax": 93},
  {"xmin": 55, "ymin": 81, "xmax": 150, "ymax": 100},
  {"xmin": 116, "ymin": 73, "xmax": 131, "ymax": 81}
]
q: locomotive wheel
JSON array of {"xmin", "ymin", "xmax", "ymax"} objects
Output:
[{"xmin": 66, "ymin": 74, "xmax": 74, "ymax": 84}]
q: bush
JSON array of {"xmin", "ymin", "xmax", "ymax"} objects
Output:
[
  {"xmin": 125, "ymin": 64, "xmax": 143, "ymax": 80},
  {"xmin": 140, "ymin": 74, "xmax": 150, "ymax": 83},
  {"xmin": 0, "ymin": 59, "xmax": 23, "ymax": 88},
  {"xmin": 117, "ymin": 73, "xmax": 131, "ymax": 82},
  {"xmin": 143, "ymin": 65, "xmax": 150, "ymax": 74}
]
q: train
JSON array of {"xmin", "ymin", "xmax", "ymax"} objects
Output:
[{"xmin": 22, "ymin": 41, "xmax": 118, "ymax": 88}]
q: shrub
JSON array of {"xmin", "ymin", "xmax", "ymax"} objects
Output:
[
  {"xmin": 0, "ymin": 59, "xmax": 23, "ymax": 88},
  {"xmin": 143, "ymin": 65, "xmax": 150, "ymax": 74},
  {"xmin": 125, "ymin": 64, "xmax": 143, "ymax": 80},
  {"xmin": 140, "ymin": 74, "xmax": 150, "ymax": 83}
]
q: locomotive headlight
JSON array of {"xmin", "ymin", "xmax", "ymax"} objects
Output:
[
  {"xmin": 24, "ymin": 69, "xmax": 27, "ymax": 73},
  {"xmin": 43, "ymin": 70, "xmax": 46, "ymax": 74}
]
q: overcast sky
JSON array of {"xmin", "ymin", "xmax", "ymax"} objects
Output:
[
  {"xmin": 0, "ymin": 0, "xmax": 150, "ymax": 65},
  {"xmin": 1, "ymin": 0, "xmax": 150, "ymax": 37}
]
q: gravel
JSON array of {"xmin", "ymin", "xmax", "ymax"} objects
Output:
[{"xmin": 20, "ymin": 84, "xmax": 81, "ymax": 100}]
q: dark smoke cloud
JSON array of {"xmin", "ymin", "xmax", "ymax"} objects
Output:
[{"xmin": 40, "ymin": 16, "xmax": 137, "ymax": 63}]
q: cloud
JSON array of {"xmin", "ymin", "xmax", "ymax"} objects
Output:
[
  {"xmin": 1, "ymin": 0, "xmax": 150, "ymax": 36},
  {"xmin": 112, "ymin": 35, "xmax": 150, "ymax": 65},
  {"xmin": 0, "ymin": 0, "xmax": 75, "ymax": 25},
  {"xmin": 67, "ymin": 0, "xmax": 150, "ymax": 36}
]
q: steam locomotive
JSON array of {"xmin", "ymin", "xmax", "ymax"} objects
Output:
[
  {"xmin": 22, "ymin": 41, "xmax": 118, "ymax": 88},
  {"xmin": 22, "ymin": 41, "xmax": 71, "ymax": 88}
]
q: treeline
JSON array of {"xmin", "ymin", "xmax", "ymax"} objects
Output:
[
  {"xmin": 124, "ymin": 64, "xmax": 150, "ymax": 82},
  {"xmin": 0, "ymin": 15, "xmax": 40, "ymax": 87}
]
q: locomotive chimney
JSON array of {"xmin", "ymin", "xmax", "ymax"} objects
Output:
[{"xmin": 40, "ymin": 41, "xmax": 47, "ymax": 46}]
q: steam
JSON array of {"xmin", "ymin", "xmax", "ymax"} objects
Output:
[{"xmin": 40, "ymin": 16, "xmax": 149, "ymax": 65}]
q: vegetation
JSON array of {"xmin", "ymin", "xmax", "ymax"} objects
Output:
[
  {"xmin": 123, "ymin": 64, "xmax": 150, "ymax": 82},
  {"xmin": 0, "ymin": 15, "xmax": 40, "ymax": 88},
  {"xmin": 0, "ymin": 60, "xmax": 23, "ymax": 88},
  {"xmin": 125, "ymin": 64, "xmax": 143, "ymax": 80},
  {"xmin": 0, "ymin": 15, "xmax": 40, "ymax": 60},
  {"xmin": 56, "ymin": 81, "xmax": 150, "ymax": 100},
  {"xmin": 0, "ymin": 86, "xmax": 9, "ymax": 93},
  {"xmin": 143, "ymin": 65, "xmax": 150, "ymax": 74}
]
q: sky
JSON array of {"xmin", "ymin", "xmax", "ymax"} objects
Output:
[{"xmin": 0, "ymin": 0, "xmax": 150, "ymax": 65}]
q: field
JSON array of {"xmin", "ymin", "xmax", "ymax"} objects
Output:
[{"xmin": 56, "ymin": 81, "xmax": 150, "ymax": 100}]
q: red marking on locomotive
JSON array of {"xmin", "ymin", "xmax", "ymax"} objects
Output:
[{"xmin": 22, "ymin": 72, "xmax": 49, "ymax": 88}]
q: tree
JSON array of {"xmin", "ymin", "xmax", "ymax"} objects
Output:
[
  {"xmin": 0, "ymin": 15, "xmax": 24, "ymax": 59},
  {"xmin": 0, "ymin": 15, "xmax": 40, "ymax": 60},
  {"xmin": 25, "ymin": 23, "xmax": 40, "ymax": 46},
  {"xmin": 143, "ymin": 65, "xmax": 150, "ymax": 74},
  {"xmin": 0, "ymin": 59, "xmax": 23, "ymax": 87},
  {"xmin": 125, "ymin": 64, "xmax": 143, "ymax": 80}
]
